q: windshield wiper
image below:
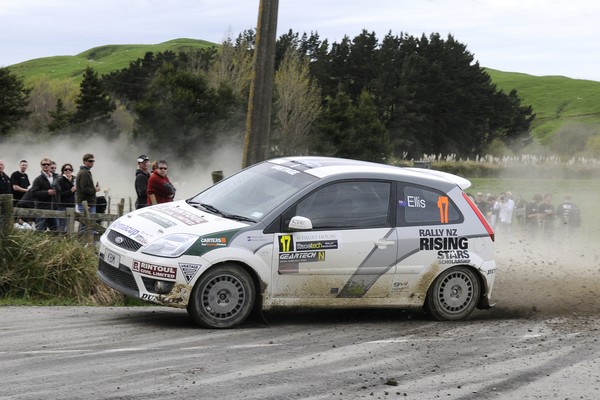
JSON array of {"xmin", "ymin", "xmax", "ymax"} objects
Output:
[
  {"xmin": 198, "ymin": 203, "xmax": 223, "ymax": 215},
  {"xmin": 221, "ymin": 213, "xmax": 256, "ymax": 223}
]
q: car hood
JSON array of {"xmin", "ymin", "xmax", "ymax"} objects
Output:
[{"xmin": 106, "ymin": 200, "xmax": 251, "ymax": 245}]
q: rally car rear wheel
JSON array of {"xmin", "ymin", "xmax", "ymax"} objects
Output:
[
  {"xmin": 187, "ymin": 265, "xmax": 255, "ymax": 329},
  {"xmin": 426, "ymin": 266, "xmax": 480, "ymax": 321}
]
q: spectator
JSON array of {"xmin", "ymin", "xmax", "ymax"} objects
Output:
[
  {"xmin": 134, "ymin": 155, "xmax": 150, "ymax": 209},
  {"xmin": 147, "ymin": 159, "xmax": 176, "ymax": 205},
  {"xmin": 525, "ymin": 194, "xmax": 543, "ymax": 239},
  {"xmin": 56, "ymin": 163, "xmax": 76, "ymax": 232},
  {"xmin": 493, "ymin": 192, "xmax": 515, "ymax": 236},
  {"xmin": 0, "ymin": 160, "xmax": 11, "ymax": 195},
  {"xmin": 474, "ymin": 192, "xmax": 488, "ymax": 215},
  {"xmin": 538, "ymin": 193, "xmax": 555, "ymax": 240},
  {"xmin": 76, "ymin": 153, "xmax": 100, "ymax": 213},
  {"xmin": 30, "ymin": 157, "xmax": 60, "ymax": 231},
  {"xmin": 10, "ymin": 160, "xmax": 30, "ymax": 207},
  {"xmin": 514, "ymin": 193, "xmax": 527, "ymax": 230},
  {"xmin": 556, "ymin": 194, "xmax": 581, "ymax": 238}
]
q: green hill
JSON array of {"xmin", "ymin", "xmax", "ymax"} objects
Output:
[
  {"xmin": 8, "ymin": 38, "xmax": 216, "ymax": 83},
  {"xmin": 485, "ymin": 69, "xmax": 600, "ymax": 140},
  {"xmin": 7, "ymin": 39, "xmax": 600, "ymax": 144}
]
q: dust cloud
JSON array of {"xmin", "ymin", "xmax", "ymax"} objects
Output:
[
  {"xmin": 3, "ymin": 133, "xmax": 600, "ymax": 321},
  {"xmin": 481, "ymin": 231, "xmax": 600, "ymax": 320},
  {"xmin": 0, "ymin": 132, "xmax": 244, "ymax": 212}
]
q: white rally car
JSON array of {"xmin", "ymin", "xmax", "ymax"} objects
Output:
[{"xmin": 98, "ymin": 156, "xmax": 496, "ymax": 328}]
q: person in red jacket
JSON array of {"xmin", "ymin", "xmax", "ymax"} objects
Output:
[{"xmin": 147, "ymin": 159, "xmax": 176, "ymax": 205}]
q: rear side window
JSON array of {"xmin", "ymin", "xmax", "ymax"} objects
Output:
[{"xmin": 396, "ymin": 183, "xmax": 463, "ymax": 226}]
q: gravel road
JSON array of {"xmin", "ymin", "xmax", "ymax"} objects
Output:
[{"xmin": 1, "ymin": 233, "xmax": 599, "ymax": 400}]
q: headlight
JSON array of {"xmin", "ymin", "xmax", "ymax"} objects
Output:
[{"xmin": 142, "ymin": 234, "xmax": 198, "ymax": 258}]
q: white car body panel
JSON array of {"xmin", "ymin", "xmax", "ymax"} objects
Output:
[{"xmin": 98, "ymin": 156, "xmax": 496, "ymax": 326}]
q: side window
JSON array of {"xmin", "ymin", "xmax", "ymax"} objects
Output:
[
  {"xmin": 293, "ymin": 181, "xmax": 391, "ymax": 230},
  {"xmin": 396, "ymin": 184, "xmax": 463, "ymax": 226}
]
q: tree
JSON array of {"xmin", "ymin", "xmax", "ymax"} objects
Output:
[
  {"xmin": 134, "ymin": 63, "xmax": 236, "ymax": 158},
  {"xmin": 272, "ymin": 49, "xmax": 321, "ymax": 155},
  {"xmin": 47, "ymin": 99, "xmax": 72, "ymax": 133},
  {"xmin": 71, "ymin": 66, "xmax": 117, "ymax": 134},
  {"xmin": 351, "ymin": 90, "xmax": 391, "ymax": 162},
  {"xmin": 0, "ymin": 67, "xmax": 31, "ymax": 135}
]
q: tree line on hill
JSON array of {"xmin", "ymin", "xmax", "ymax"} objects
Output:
[{"xmin": 0, "ymin": 29, "xmax": 535, "ymax": 162}]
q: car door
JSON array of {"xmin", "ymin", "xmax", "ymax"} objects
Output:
[
  {"xmin": 391, "ymin": 182, "xmax": 466, "ymax": 299},
  {"xmin": 270, "ymin": 180, "xmax": 397, "ymax": 299}
]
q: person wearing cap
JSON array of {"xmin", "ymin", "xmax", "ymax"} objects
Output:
[
  {"xmin": 134, "ymin": 155, "xmax": 150, "ymax": 209},
  {"xmin": 76, "ymin": 153, "xmax": 100, "ymax": 214}
]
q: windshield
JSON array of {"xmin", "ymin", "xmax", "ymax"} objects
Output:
[{"xmin": 188, "ymin": 162, "xmax": 317, "ymax": 222}]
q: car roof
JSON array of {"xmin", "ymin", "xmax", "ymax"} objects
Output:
[{"xmin": 268, "ymin": 156, "xmax": 471, "ymax": 190}]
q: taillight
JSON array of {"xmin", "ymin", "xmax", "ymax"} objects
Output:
[{"xmin": 462, "ymin": 192, "xmax": 495, "ymax": 242}]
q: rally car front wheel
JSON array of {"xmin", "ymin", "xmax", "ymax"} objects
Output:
[
  {"xmin": 187, "ymin": 264, "xmax": 255, "ymax": 329},
  {"xmin": 426, "ymin": 266, "xmax": 480, "ymax": 321}
]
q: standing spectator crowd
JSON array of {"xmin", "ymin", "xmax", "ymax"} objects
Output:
[
  {"xmin": 470, "ymin": 190, "xmax": 581, "ymax": 242},
  {"xmin": 0, "ymin": 153, "xmax": 176, "ymax": 232}
]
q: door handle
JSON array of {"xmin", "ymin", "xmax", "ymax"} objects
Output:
[{"xmin": 374, "ymin": 239, "xmax": 395, "ymax": 249}]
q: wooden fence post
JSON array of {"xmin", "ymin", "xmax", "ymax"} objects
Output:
[
  {"xmin": 66, "ymin": 207, "xmax": 76, "ymax": 234},
  {"xmin": 0, "ymin": 194, "xmax": 14, "ymax": 238},
  {"xmin": 118, "ymin": 198, "xmax": 125, "ymax": 217}
]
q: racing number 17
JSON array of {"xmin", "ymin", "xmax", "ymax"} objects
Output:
[
  {"xmin": 437, "ymin": 196, "xmax": 449, "ymax": 223},
  {"xmin": 279, "ymin": 235, "xmax": 293, "ymax": 252}
]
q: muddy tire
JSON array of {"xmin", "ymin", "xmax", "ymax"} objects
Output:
[
  {"xmin": 187, "ymin": 265, "xmax": 255, "ymax": 329},
  {"xmin": 426, "ymin": 266, "xmax": 480, "ymax": 321}
]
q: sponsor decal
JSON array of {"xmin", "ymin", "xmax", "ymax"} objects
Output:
[
  {"xmin": 139, "ymin": 212, "xmax": 177, "ymax": 228},
  {"xmin": 179, "ymin": 263, "xmax": 202, "ymax": 283},
  {"xmin": 156, "ymin": 205, "xmax": 207, "ymax": 226},
  {"xmin": 200, "ymin": 237, "xmax": 227, "ymax": 247},
  {"xmin": 246, "ymin": 235, "xmax": 269, "ymax": 242},
  {"xmin": 487, "ymin": 268, "xmax": 497, "ymax": 275},
  {"xmin": 185, "ymin": 229, "xmax": 240, "ymax": 257},
  {"xmin": 279, "ymin": 251, "xmax": 325, "ymax": 264},
  {"xmin": 134, "ymin": 234, "xmax": 149, "ymax": 245},
  {"xmin": 406, "ymin": 195, "xmax": 426, "ymax": 208},
  {"xmin": 271, "ymin": 165, "xmax": 300, "ymax": 175},
  {"xmin": 437, "ymin": 250, "xmax": 471, "ymax": 264},
  {"xmin": 111, "ymin": 221, "xmax": 140, "ymax": 237},
  {"xmin": 392, "ymin": 281, "xmax": 409, "ymax": 292},
  {"xmin": 296, "ymin": 240, "xmax": 338, "ymax": 251},
  {"xmin": 141, "ymin": 293, "xmax": 158, "ymax": 301},
  {"xmin": 419, "ymin": 228, "xmax": 469, "ymax": 251},
  {"xmin": 132, "ymin": 260, "xmax": 177, "ymax": 279},
  {"xmin": 420, "ymin": 236, "xmax": 468, "ymax": 250},
  {"xmin": 295, "ymin": 233, "xmax": 337, "ymax": 241}
]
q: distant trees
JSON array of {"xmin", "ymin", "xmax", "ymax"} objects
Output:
[
  {"xmin": 0, "ymin": 67, "xmax": 30, "ymax": 135},
  {"xmin": 9, "ymin": 29, "xmax": 535, "ymax": 162}
]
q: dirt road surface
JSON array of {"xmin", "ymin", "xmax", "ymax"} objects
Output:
[{"xmin": 1, "ymin": 235, "xmax": 600, "ymax": 399}]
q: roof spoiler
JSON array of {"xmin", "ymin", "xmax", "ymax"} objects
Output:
[{"xmin": 404, "ymin": 168, "xmax": 472, "ymax": 190}]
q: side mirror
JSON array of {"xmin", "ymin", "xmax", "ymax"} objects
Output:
[{"xmin": 288, "ymin": 216, "xmax": 312, "ymax": 231}]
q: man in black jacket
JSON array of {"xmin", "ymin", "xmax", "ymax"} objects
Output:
[
  {"xmin": 76, "ymin": 153, "xmax": 100, "ymax": 213},
  {"xmin": 30, "ymin": 157, "xmax": 60, "ymax": 231},
  {"xmin": 0, "ymin": 160, "xmax": 12, "ymax": 195},
  {"xmin": 134, "ymin": 154, "xmax": 150, "ymax": 209}
]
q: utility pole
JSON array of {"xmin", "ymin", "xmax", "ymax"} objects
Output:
[{"xmin": 242, "ymin": 0, "xmax": 279, "ymax": 168}]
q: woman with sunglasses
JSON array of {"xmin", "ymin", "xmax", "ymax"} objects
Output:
[
  {"xmin": 147, "ymin": 159, "xmax": 176, "ymax": 205},
  {"xmin": 56, "ymin": 163, "xmax": 76, "ymax": 232}
]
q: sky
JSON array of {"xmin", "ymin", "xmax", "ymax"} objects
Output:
[{"xmin": 1, "ymin": 0, "xmax": 599, "ymax": 81}]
